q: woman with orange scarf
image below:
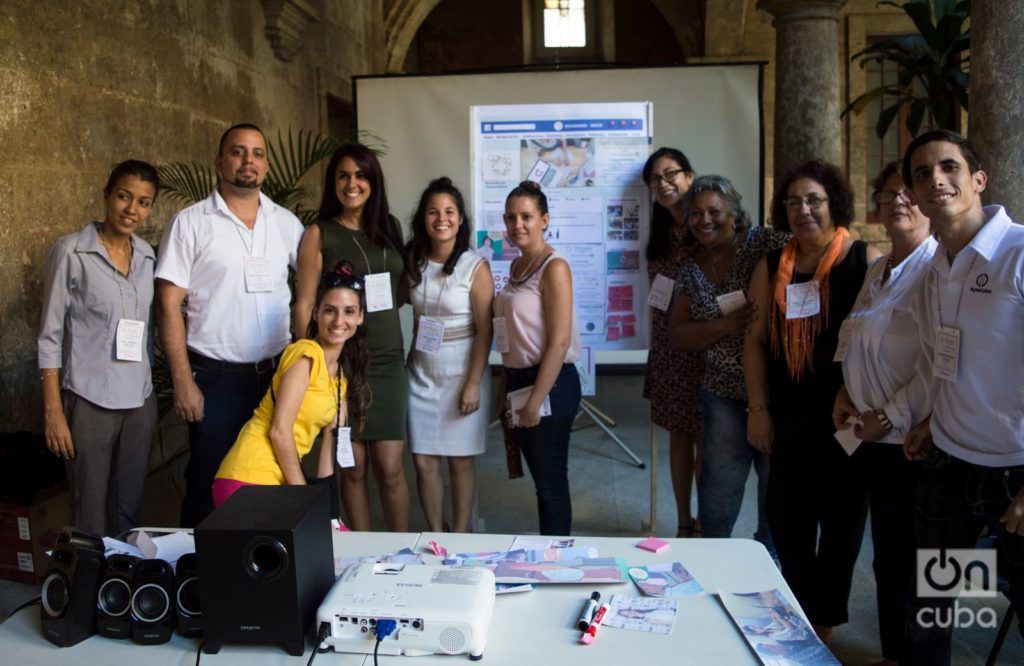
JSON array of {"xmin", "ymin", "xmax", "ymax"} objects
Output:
[{"xmin": 743, "ymin": 160, "xmax": 881, "ymax": 645}]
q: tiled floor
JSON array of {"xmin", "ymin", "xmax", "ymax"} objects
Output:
[{"xmin": 3, "ymin": 374, "xmax": 1021, "ymax": 664}]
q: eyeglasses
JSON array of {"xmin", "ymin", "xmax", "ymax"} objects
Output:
[
  {"xmin": 873, "ymin": 189, "xmax": 914, "ymax": 205},
  {"xmin": 320, "ymin": 267, "xmax": 365, "ymax": 291},
  {"xmin": 648, "ymin": 168, "xmax": 685, "ymax": 186},
  {"xmin": 783, "ymin": 195, "xmax": 829, "ymax": 211}
]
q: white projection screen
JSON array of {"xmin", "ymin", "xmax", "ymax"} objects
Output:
[{"xmin": 354, "ymin": 65, "xmax": 764, "ymax": 364}]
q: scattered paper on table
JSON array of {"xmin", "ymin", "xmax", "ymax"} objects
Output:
[
  {"xmin": 603, "ymin": 595, "xmax": 679, "ymax": 634},
  {"xmin": 718, "ymin": 589, "xmax": 840, "ymax": 665},
  {"xmin": 628, "ymin": 562, "xmax": 705, "ymax": 597}
]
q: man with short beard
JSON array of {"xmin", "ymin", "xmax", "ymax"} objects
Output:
[{"xmin": 156, "ymin": 123, "xmax": 304, "ymax": 527}]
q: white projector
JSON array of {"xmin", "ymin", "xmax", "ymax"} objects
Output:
[{"xmin": 316, "ymin": 562, "xmax": 495, "ymax": 660}]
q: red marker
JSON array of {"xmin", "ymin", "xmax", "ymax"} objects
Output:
[{"xmin": 580, "ymin": 603, "xmax": 610, "ymax": 645}]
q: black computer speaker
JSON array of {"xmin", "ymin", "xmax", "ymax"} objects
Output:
[
  {"xmin": 175, "ymin": 552, "xmax": 203, "ymax": 638},
  {"xmin": 130, "ymin": 558, "xmax": 175, "ymax": 645},
  {"xmin": 195, "ymin": 485, "xmax": 333, "ymax": 656},
  {"xmin": 40, "ymin": 528, "xmax": 106, "ymax": 647},
  {"xmin": 96, "ymin": 554, "xmax": 138, "ymax": 638}
]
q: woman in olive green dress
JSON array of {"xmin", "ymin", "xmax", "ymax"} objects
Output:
[{"xmin": 295, "ymin": 144, "xmax": 409, "ymax": 531}]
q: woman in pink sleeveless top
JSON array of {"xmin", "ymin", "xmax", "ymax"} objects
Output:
[{"xmin": 493, "ymin": 181, "xmax": 582, "ymax": 535}]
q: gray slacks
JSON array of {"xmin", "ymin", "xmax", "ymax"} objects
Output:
[{"xmin": 62, "ymin": 390, "xmax": 157, "ymax": 536}]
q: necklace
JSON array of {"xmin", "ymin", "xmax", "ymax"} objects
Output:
[
  {"xmin": 510, "ymin": 248, "xmax": 547, "ymax": 283},
  {"xmin": 343, "ymin": 224, "xmax": 386, "ymax": 274},
  {"xmin": 702, "ymin": 235, "xmax": 737, "ymax": 285},
  {"xmin": 96, "ymin": 226, "xmax": 132, "ymax": 275}
]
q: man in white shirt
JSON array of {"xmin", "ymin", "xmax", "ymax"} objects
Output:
[
  {"xmin": 156, "ymin": 123, "xmax": 304, "ymax": 527},
  {"xmin": 901, "ymin": 130, "xmax": 1024, "ymax": 665}
]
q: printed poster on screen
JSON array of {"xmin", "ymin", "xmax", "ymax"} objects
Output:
[{"xmin": 471, "ymin": 102, "xmax": 652, "ymax": 352}]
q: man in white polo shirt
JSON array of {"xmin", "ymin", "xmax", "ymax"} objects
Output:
[
  {"xmin": 156, "ymin": 123, "xmax": 304, "ymax": 527},
  {"xmin": 899, "ymin": 130, "xmax": 1024, "ymax": 664}
]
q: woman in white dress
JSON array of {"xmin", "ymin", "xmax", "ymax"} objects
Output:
[{"xmin": 406, "ymin": 177, "xmax": 494, "ymax": 532}]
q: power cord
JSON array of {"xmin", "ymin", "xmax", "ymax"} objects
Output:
[
  {"xmin": 195, "ymin": 640, "xmax": 204, "ymax": 666},
  {"xmin": 373, "ymin": 619, "xmax": 398, "ymax": 666},
  {"xmin": 307, "ymin": 622, "xmax": 332, "ymax": 666}
]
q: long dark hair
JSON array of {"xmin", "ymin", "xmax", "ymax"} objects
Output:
[
  {"xmin": 306, "ymin": 261, "xmax": 371, "ymax": 435},
  {"xmin": 406, "ymin": 177, "xmax": 472, "ymax": 288},
  {"xmin": 643, "ymin": 147, "xmax": 695, "ymax": 262},
  {"xmin": 317, "ymin": 144, "xmax": 405, "ymax": 255}
]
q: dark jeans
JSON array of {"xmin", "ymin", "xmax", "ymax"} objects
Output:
[
  {"xmin": 863, "ymin": 442, "xmax": 918, "ymax": 661},
  {"xmin": 767, "ymin": 414, "xmax": 869, "ymax": 627},
  {"xmin": 697, "ymin": 390, "xmax": 772, "ymax": 549},
  {"xmin": 905, "ymin": 449, "xmax": 1024, "ymax": 666},
  {"xmin": 506, "ymin": 363, "xmax": 581, "ymax": 536},
  {"xmin": 180, "ymin": 356, "xmax": 274, "ymax": 527}
]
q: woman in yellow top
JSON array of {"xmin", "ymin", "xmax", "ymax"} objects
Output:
[{"xmin": 213, "ymin": 263, "xmax": 369, "ymax": 507}]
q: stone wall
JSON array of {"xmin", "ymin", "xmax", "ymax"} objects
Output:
[{"xmin": 0, "ymin": 0, "xmax": 384, "ymax": 431}]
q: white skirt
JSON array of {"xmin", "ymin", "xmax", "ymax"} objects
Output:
[{"xmin": 406, "ymin": 335, "xmax": 491, "ymax": 456}]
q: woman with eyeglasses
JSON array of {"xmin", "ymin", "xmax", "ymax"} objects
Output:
[
  {"xmin": 213, "ymin": 263, "xmax": 369, "ymax": 508},
  {"xmin": 831, "ymin": 162, "xmax": 935, "ymax": 665},
  {"xmin": 743, "ymin": 160, "xmax": 881, "ymax": 644},
  {"xmin": 670, "ymin": 175, "xmax": 789, "ymax": 548},
  {"xmin": 295, "ymin": 143, "xmax": 409, "ymax": 531},
  {"xmin": 641, "ymin": 147, "xmax": 703, "ymax": 537},
  {"xmin": 405, "ymin": 177, "xmax": 494, "ymax": 533},
  {"xmin": 494, "ymin": 180, "xmax": 582, "ymax": 536},
  {"xmin": 38, "ymin": 160, "xmax": 160, "ymax": 537}
]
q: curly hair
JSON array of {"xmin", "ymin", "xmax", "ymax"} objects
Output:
[
  {"xmin": 770, "ymin": 160, "xmax": 855, "ymax": 231},
  {"xmin": 406, "ymin": 177, "xmax": 472, "ymax": 289},
  {"xmin": 681, "ymin": 174, "xmax": 751, "ymax": 234}
]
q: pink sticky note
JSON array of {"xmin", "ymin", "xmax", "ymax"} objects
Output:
[
  {"xmin": 427, "ymin": 540, "xmax": 448, "ymax": 557},
  {"xmin": 636, "ymin": 537, "xmax": 669, "ymax": 554}
]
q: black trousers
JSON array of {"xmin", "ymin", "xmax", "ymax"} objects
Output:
[
  {"xmin": 905, "ymin": 449, "xmax": 1024, "ymax": 666},
  {"xmin": 767, "ymin": 415, "xmax": 869, "ymax": 627},
  {"xmin": 863, "ymin": 442, "xmax": 918, "ymax": 661}
]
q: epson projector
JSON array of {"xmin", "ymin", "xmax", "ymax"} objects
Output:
[{"xmin": 317, "ymin": 563, "xmax": 495, "ymax": 660}]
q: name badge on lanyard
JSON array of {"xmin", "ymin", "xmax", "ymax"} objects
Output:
[
  {"xmin": 364, "ymin": 272, "xmax": 393, "ymax": 312},
  {"xmin": 786, "ymin": 280, "xmax": 821, "ymax": 319},
  {"xmin": 243, "ymin": 256, "xmax": 273, "ymax": 293},
  {"xmin": 415, "ymin": 316, "xmax": 445, "ymax": 355},
  {"xmin": 934, "ymin": 326, "xmax": 960, "ymax": 381},
  {"xmin": 493, "ymin": 316, "xmax": 510, "ymax": 353},
  {"xmin": 115, "ymin": 319, "xmax": 145, "ymax": 362},
  {"xmin": 647, "ymin": 274, "xmax": 674, "ymax": 312},
  {"xmin": 335, "ymin": 427, "xmax": 355, "ymax": 468}
]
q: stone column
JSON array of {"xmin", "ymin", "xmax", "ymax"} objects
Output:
[
  {"xmin": 758, "ymin": 0, "xmax": 846, "ymax": 185},
  {"xmin": 969, "ymin": 1, "xmax": 1024, "ymax": 221}
]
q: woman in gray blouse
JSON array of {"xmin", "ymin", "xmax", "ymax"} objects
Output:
[{"xmin": 38, "ymin": 160, "xmax": 160, "ymax": 536}]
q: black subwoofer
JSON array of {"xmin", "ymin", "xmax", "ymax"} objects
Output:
[
  {"xmin": 130, "ymin": 558, "xmax": 175, "ymax": 645},
  {"xmin": 40, "ymin": 528, "xmax": 106, "ymax": 647},
  {"xmin": 195, "ymin": 485, "xmax": 333, "ymax": 656},
  {"xmin": 97, "ymin": 554, "xmax": 138, "ymax": 638},
  {"xmin": 175, "ymin": 552, "xmax": 203, "ymax": 637}
]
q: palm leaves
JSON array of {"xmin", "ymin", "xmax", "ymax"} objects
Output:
[
  {"xmin": 843, "ymin": 0, "xmax": 970, "ymax": 139},
  {"xmin": 157, "ymin": 128, "xmax": 387, "ymax": 225}
]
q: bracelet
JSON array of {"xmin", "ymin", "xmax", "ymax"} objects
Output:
[
  {"xmin": 39, "ymin": 370, "xmax": 58, "ymax": 381},
  {"xmin": 876, "ymin": 409, "xmax": 893, "ymax": 429},
  {"xmin": 746, "ymin": 404, "xmax": 768, "ymax": 413}
]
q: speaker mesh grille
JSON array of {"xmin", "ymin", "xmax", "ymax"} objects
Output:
[{"xmin": 439, "ymin": 626, "xmax": 466, "ymax": 653}]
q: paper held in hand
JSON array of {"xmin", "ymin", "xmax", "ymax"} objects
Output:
[
  {"xmin": 507, "ymin": 385, "xmax": 552, "ymax": 427},
  {"xmin": 715, "ymin": 290, "xmax": 746, "ymax": 315}
]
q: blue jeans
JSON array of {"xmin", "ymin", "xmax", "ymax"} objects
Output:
[
  {"xmin": 181, "ymin": 357, "xmax": 274, "ymax": 527},
  {"xmin": 697, "ymin": 390, "xmax": 772, "ymax": 549},
  {"xmin": 506, "ymin": 363, "xmax": 582, "ymax": 536}
]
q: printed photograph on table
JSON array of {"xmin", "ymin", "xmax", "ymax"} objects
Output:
[
  {"xmin": 718, "ymin": 589, "xmax": 840, "ymax": 665},
  {"xmin": 628, "ymin": 562, "xmax": 705, "ymax": 597},
  {"xmin": 604, "ymin": 595, "xmax": 679, "ymax": 634},
  {"xmin": 492, "ymin": 557, "xmax": 625, "ymax": 584}
]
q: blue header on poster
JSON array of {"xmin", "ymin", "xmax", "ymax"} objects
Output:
[{"xmin": 480, "ymin": 119, "xmax": 645, "ymax": 134}]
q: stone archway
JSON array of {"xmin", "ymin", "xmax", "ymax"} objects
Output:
[
  {"xmin": 384, "ymin": 0, "xmax": 705, "ymax": 73},
  {"xmin": 384, "ymin": 0, "xmax": 443, "ymax": 73}
]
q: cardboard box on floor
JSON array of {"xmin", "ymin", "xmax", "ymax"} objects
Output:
[{"xmin": 0, "ymin": 482, "xmax": 71, "ymax": 583}]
